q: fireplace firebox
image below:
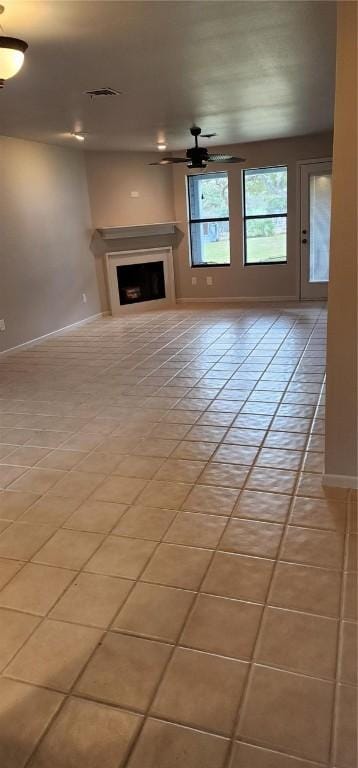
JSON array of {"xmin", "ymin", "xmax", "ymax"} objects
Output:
[{"xmin": 116, "ymin": 261, "xmax": 166, "ymax": 305}]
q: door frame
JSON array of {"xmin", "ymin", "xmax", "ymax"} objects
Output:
[{"xmin": 296, "ymin": 157, "xmax": 333, "ymax": 300}]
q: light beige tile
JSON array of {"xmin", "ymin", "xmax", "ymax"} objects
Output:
[
  {"xmin": 6, "ymin": 619, "xmax": 101, "ymax": 691},
  {"xmin": 49, "ymin": 471, "xmax": 105, "ymax": 500},
  {"xmin": 74, "ymin": 452, "xmax": 121, "ymax": 474},
  {"xmin": 339, "ymin": 621, "xmax": 357, "ymax": 685},
  {"xmin": 333, "ymin": 684, "xmax": 357, "ymax": 768},
  {"xmin": 36, "ymin": 449, "xmax": 84, "ymax": 471},
  {"xmin": 164, "ymin": 511, "xmax": 227, "ymax": 549},
  {"xmin": 21, "ymin": 495, "xmax": 80, "ymax": 526},
  {"xmin": 137, "ymin": 480, "xmax": 192, "ymax": 509},
  {"xmin": 256, "ymin": 448, "xmax": 302, "ymax": 471},
  {"xmin": 141, "ymin": 543, "xmax": 212, "ymax": 589},
  {"xmin": 150, "ymin": 422, "xmax": 190, "ymax": 440},
  {"xmin": 255, "ymin": 606, "xmax": 338, "ymax": 678},
  {"xmin": 0, "ymin": 465, "xmax": 27, "ymax": 488},
  {"xmin": 114, "ymin": 455, "xmax": 164, "ymax": 479},
  {"xmin": 186, "ymin": 425, "xmax": 227, "ymax": 442},
  {"xmin": 133, "ymin": 437, "xmax": 178, "ymax": 458},
  {"xmin": 9, "ymin": 468, "xmax": 65, "ymax": 494},
  {"xmin": 50, "ymin": 572, "xmax": 132, "ymax": 628},
  {"xmin": 0, "ymin": 608, "xmax": 39, "ymax": 669},
  {"xmin": 221, "ymin": 518, "xmax": 283, "ymax": 559},
  {"xmin": 0, "ymin": 490, "xmax": 39, "ymax": 520},
  {"xmin": 5, "ymin": 446, "xmax": 49, "ymax": 467},
  {"xmin": 152, "ymin": 647, "xmax": 248, "ymax": 736},
  {"xmin": 199, "ymin": 463, "xmax": 248, "ymax": 489},
  {"xmin": 281, "ymin": 526, "xmax": 345, "ymax": 568},
  {"xmin": 0, "ymin": 678, "xmax": 63, "ymax": 768},
  {"xmin": 269, "ymin": 561, "xmax": 341, "ymax": 617},
  {"xmin": 85, "ymin": 535, "xmax": 156, "ymax": 579},
  {"xmin": 75, "ymin": 632, "xmax": 171, "ymax": 711},
  {"xmin": 63, "ymin": 498, "xmax": 127, "ymax": 533},
  {"xmin": 172, "ymin": 441, "xmax": 216, "ymax": 461},
  {"xmin": 289, "ymin": 496, "xmax": 347, "ymax": 531},
  {"xmin": 0, "ymin": 523, "xmax": 55, "ymax": 560},
  {"xmin": 213, "ymin": 444, "xmax": 258, "ymax": 465},
  {"xmin": 127, "ymin": 718, "xmax": 229, "ymax": 768},
  {"xmin": 29, "ymin": 697, "xmax": 141, "ymax": 768},
  {"xmin": 343, "ymin": 572, "xmax": 357, "ymax": 621},
  {"xmin": 246, "ymin": 467, "xmax": 297, "ymax": 495},
  {"xmin": 113, "ymin": 582, "xmax": 195, "ymax": 642},
  {"xmin": 238, "ymin": 665, "xmax": 334, "ymax": 763},
  {"xmin": 92, "ymin": 475, "xmax": 147, "ymax": 504},
  {"xmin": 33, "ymin": 529, "xmax": 103, "ymax": 569},
  {"xmin": 0, "ymin": 557, "xmax": 24, "ymax": 589},
  {"xmin": 202, "ymin": 551, "xmax": 274, "ymax": 603},
  {"xmin": 182, "ymin": 594, "xmax": 262, "ymax": 659},
  {"xmin": 230, "ymin": 741, "xmax": 322, "ymax": 767},
  {"xmin": 155, "ymin": 458, "xmax": 205, "ymax": 483},
  {"xmin": 183, "ymin": 484, "xmax": 239, "ymax": 516},
  {"xmin": 112, "ymin": 504, "xmax": 175, "ymax": 540},
  {"xmin": 0, "ymin": 563, "xmax": 75, "ymax": 615},
  {"xmin": 233, "ymin": 490, "xmax": 291, "ymax": 523}
]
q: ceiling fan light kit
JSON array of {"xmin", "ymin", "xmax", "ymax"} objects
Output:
[
  {"xmin": 0, "ymin": 6, "xmax": 28, "ymax": 88},
  {"xmin": 150, "ymin": 126, "xmax": 245, "ymax": 169}
]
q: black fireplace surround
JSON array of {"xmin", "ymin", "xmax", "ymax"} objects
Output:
[{"xmin": 117, "ymin": 261, "xmax": 166, "ymax": 305}]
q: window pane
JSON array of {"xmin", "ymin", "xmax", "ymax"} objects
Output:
[
  {"xmin": 188, "ymin": 172, "xmax": 229, "ymax": 219},
  {"xmin": 190, "ymin": 220, "xmax": 230, "ymax": 265},
  {"xmin": 309, "ymin": 173, "xmax": 331, "ymax": 282},
  {"xmin": 244, "ymin": 167, "xmax": 287, "ymax": 215},
  {"xmin": 245, "ymin": 216, "xmax": 287, "ymax": 264}
]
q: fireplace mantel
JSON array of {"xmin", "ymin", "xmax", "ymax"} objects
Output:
[{"xmin": 97, "ymin": 222, "xmax": 178, "ymax": 240}]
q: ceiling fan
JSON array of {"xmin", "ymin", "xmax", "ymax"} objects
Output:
[{"xmin": 150, "ymin": 126, "xmax": 245, "ymax": 169}]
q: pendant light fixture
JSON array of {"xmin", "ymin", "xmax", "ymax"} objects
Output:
[{"xmin": 0, "ymin": 5, "xmax": 28, "ymax": 88}]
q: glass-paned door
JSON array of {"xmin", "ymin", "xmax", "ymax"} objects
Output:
[{"xmin": 300, "ymin": 161, "xmax": 332, "ymax": 299}]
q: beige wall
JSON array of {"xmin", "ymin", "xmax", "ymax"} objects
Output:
[
  {"xmin": 0, "ymin": 136, "xmax": 100, "ymax": 353},
  {"xmin": 85, "ymin": 151, "xmax": 174, "ymax": 227},
  {"xmin": 325, "ymin": 1, "xmax": 357, "ymax": 482},
  {"xmin": 172, "ymin": 133, "xmax": 333, "ymax": 300}
]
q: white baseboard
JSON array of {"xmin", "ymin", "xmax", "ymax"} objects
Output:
[
  {"xmin": 323, "ymin": 473, "xmax": 358, "ymax": 490},
  {"xmin": 176, "ymin": 295, "xmax": 299, "ymax": 304},
  {"xmin": 0, "ymin": 312, "xmax": 108, "ymax": 356}
]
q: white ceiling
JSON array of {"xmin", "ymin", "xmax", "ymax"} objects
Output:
[{"xmin": 0, "ymin": 1, "xmax": 336, "ymax": 151}]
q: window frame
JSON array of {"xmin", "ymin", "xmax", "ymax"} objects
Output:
[
  {"xmin": 187, "ymin": 171, "xmax": 231, "ymax": 268},
  {"xmin": 242, "ymin": 165, "xmax": 288, "ymax": 267}
]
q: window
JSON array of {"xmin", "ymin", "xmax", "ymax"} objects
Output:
[
  {"xmin": 187, "ymin": 172, "xmax": 230, "ymax": 266},
  {"xmin": 243, "ymin": 166, "xmax": 288, "ymax": 265}
]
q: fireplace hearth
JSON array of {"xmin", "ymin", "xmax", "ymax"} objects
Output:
[{"xmin": 105, "ymin": 247, "xmax": 175, "ymax": 315}]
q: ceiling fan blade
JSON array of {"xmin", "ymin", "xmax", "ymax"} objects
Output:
[
  {"xmin": 201, "ymin": 133, "xmax": 217, "ymax": 139},
  {"xmin": 149, "ymin": 157, "xmax": 187, "ymax": 165},
  {"xmin": 207, "ymin": 154, "xmax": 246, "ymax": 163}
]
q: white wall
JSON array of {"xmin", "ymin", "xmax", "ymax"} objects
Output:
[
  {"xmin": 0, "ymin": 136, "xmax": 100, "ymax": 352},
  {"xmin": 325, "ymin": 1, "xmax": 357, "ymax": 485}
]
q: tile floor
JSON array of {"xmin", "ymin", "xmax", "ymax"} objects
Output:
[{"xmin": 0, "ymin": 303, "xmax": 356, "ymax": 768}]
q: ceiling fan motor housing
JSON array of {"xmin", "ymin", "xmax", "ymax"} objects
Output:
[{"xmin": 186, "ymin": 145, "xmax": 209, "ymax": 168}]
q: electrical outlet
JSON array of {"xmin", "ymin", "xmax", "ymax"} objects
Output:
[
  {"xmin": 191, "ymin": 276, "xmax": 197, "ymax": 285},
  {"xmin": 0, "ymin": 319, "xmax": 5, "ymax": 332},
  {"xmin": 82, "ymin": 293, "xmax": 87, "ymax": 303},
  {"xmin": 206, "ymin": 276, "xmax": 213, "ymax": 286},
  {"xmin": 130, "ymin": 190, "xmax": 139, "ymax": 198}
]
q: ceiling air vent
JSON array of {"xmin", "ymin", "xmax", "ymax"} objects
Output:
[{"xmin": 84, "ymin": 87, "xmax": 122, "ymax": 98}]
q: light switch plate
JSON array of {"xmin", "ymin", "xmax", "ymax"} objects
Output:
[
  {"xmin": 191, "ymin": 276, "xmax": 197, "ymax": 285},
  {"xmin": 206, "ymin": 276, "xmax": 213, "ymax": 286},
  {"xmin": 0, "ymin": 319, "xmax": 5, "ymax": 331}
]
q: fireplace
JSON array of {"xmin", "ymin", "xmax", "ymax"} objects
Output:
[
  {"xmin": 117, "ymin": 260, "xmax": 165, "ymax": 305},
  {"xmin": 105, "ymin": 247, "xmax": 175, "ymax": 315}
]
